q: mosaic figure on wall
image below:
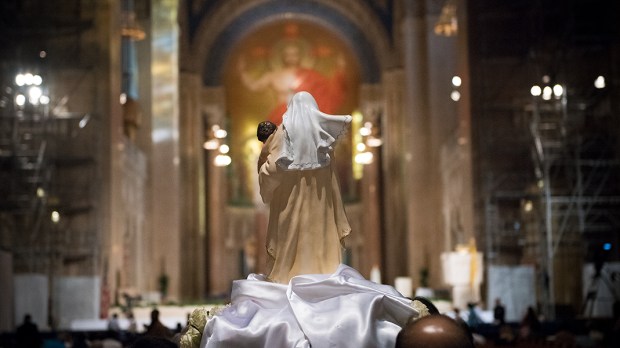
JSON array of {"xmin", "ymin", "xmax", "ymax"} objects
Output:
[
  {"xmin": 225, "ymin": 21, "xmax": 358, "ymax": 204},
  {"xmin": 238, "ymin": 38, "xmax": 347, "ymax": 124}
]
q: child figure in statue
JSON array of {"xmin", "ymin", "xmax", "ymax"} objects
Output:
[
  {"xmin": 256, "ymin": 120, "xmax": 277, "ymax": 143},
  {"xmin": 257, "ymin": 91, "xmax": 352, "ymax": 284}
]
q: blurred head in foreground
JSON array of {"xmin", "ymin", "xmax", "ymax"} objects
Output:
[{"xmin": 395, "ymin": 314, "xmax": 474, "ymax": 348}]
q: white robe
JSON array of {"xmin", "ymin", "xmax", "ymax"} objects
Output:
[
  {"xmin": 259, "ymin": 125, "xmax": 351, "ymax": 284},
  {"xmin": 258, "ymin": 91, "xmax": 353, "ymax": 284}
]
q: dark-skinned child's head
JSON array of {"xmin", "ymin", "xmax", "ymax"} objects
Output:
[{"xmin": 257, "ymin": 121, "xmax": 277, "ymax": 143}]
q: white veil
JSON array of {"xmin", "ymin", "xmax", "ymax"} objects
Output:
[{"xmin": 276, "ymin": 91, "xmax": 351, "ymax": 170}]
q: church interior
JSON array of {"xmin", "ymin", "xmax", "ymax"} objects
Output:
[{"xmin": 1, "ymin": 0, "xmax": 619, "ymax": 345}]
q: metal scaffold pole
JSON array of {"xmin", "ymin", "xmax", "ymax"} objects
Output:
[{"xmin": 542, "ymin": 160, "xmax": 556, "ymax": 320}]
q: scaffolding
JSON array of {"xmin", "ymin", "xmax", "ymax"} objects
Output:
[
  {"xmin": 528, "ymin": 84, "xmax": 620, "ymax": 318},
  {"xmin": 0, "ymin": 1, "xmax": 103, "ymax": 296},
  {"xmin": 0, "ymin": 69, "xmax": 97, "ymax": 278}
]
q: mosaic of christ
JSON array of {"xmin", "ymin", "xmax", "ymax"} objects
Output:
[{"xmin": 224, "ymin": 21, "xmax": 360, "ymax": 204}]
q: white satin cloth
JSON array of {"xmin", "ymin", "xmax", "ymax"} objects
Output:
[{"xmin": 200, "ymin": 264, "xmax": 419, "ymax": 348}]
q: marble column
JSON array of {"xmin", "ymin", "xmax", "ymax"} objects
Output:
[
  {"xmin": 455, "ymin": 0, "xmax": 476, "ymax": 252},
  {"xmin": 358, "ymin": 84, "xmax": 384, "ymax": 279},
  {"xmin": 402, "ymin": 0, "xmax": 433, "ymax": 287},
  {"xmin": 149, "ymin": 0, "xmax": 181, "ymax": 301},
  {"xmin": 179, "ymin": 72, "xmax": 206, "ymax": 300},
  {"xmin": 94, "ymin": 0, "xmax": 124, "ymax": 312},
  {"xmin": 381, "ymin": 69, "xmax": 409, "ymax": 284},
  {"xmin": 202, "ymin": 87, "xmax": 236, "ymax": 296}
]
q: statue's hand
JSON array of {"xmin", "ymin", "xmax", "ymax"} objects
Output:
[{"xmin": 179, "ymin": 307, "xmax": 210, "ymax": 348}]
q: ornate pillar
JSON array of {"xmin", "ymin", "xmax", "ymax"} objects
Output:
[
  {"xmin": 381, "ymin": 69, "xmax": 409, "ymax": 284},
  {"xmin": 402, "ymin": 0, "xmax": 433, "ymax": 286},
  {"xmin": 455, "ymin": 0, "xmax": 475, "ymax": 250},
  {"xmin": 149, "ymin": 0, "xmax": 181, "ymax": 301},
  {"xmin": 179, "ymin": 71, "xmax": 206, "ymax": 300},
  {"xmin": 358, "ymin": 84, "xmax": 384, "ymax": 278},
  {"xmin": 202, "ymin": 87, "xmax": 236, "ymax": 296},
  {"xmin": 94, "ymin": 0, "xmax": 124, "ymax": 311}
]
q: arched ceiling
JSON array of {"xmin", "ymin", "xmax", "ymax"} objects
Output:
[{"xmin": 188, "ymin": 0, "xmax": 392, "ymax": 86}]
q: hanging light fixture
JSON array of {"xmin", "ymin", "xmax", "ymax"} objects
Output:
[
  {"xmin": 434, "ymin": 0, "xmax": 458, "ymax": 37},
  {"xmin": 353, "ymin": 114, "xmax": 382, "ymax": 166},
  {"xmin": 204, "ymin": 124, "xmax": 231, "ymax": 166}
]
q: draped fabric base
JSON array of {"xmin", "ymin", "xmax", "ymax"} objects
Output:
[{"xmin": 200, "ymin": 265, "xmax": 418, "ymax": 348}]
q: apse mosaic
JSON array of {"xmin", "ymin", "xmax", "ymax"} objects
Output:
[{"xmin": 223, "ymin": 21, "xmax": 360, "ymax": 205}]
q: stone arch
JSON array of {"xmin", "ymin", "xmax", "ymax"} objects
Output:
[
  {"xmin": 190, "ymin": 0, "xmax": 391, "ymax": 86},
  {"xmin": 189, "ymin": 1, "xmax": 392, "ymax": 287}
]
